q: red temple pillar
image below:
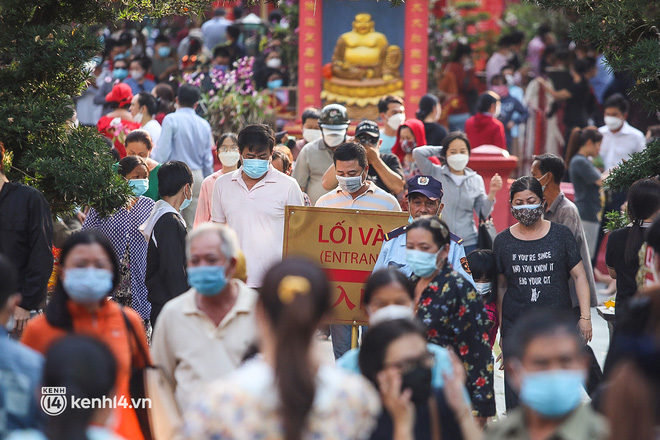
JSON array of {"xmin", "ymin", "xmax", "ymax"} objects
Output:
[
  {"xmin": 297, "ymin": 0, "xmax": 323, "ymax": 112},
  {"xmin": 404, "ymin": 0, "xmax": 430, "ymax": 112}
]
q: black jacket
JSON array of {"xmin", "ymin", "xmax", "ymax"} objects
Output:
[
  {"xmin": 0, "ymin": 181, "xmax": 53, "ymax": 310},
  {"xmin": 145, "ymin": 213, "xmax": 188, "ymax": 309}
]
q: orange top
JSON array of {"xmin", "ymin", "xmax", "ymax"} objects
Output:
[{"xmin": 22, "ymin": 300, "xmax": 150, "ymax": 440}]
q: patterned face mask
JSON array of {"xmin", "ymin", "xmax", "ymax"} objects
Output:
[
  {"xmin": 400, "ymin": 139, "xmax": 416, "ymax": 154},
  {"xmin": 510, "ymin": 204, "xmax": 544, "ymax": 227}
]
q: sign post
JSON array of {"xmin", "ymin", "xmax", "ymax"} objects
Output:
[{"xmin": 283, "ymin": 206, "xmax": 408, "ymax": 325}]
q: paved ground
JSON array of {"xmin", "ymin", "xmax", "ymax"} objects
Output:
[{"xmin": 317, "ymin": 286, "xmax": 613, "ymax": 421}]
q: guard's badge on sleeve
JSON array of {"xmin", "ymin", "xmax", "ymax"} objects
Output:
[{"xmin": 460, "ymin": 257, "xmax": 471, "ymax": 274}]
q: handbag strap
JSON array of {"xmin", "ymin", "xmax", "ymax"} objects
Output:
[{"xmin": 120, "ymin": 308, "xmax": 152, "ymax": 368}]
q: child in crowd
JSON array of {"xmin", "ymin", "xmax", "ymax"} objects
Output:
[{"xmin": 467, "ymin": 249, "xmax": 499, "ymax": 348}]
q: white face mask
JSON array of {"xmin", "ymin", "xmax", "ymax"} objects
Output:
[
  {"xmin": 219, "ymin": 150, "xmax": 240, "ymax": 167},
  {"xmin": 337, "ymin": 172, "xmax": 365, "ymax": 194},
  {"xmin": 447, "ymin": 153, "xmax": 470, "ymax": 172},
  {"xmin": 266, "ymin": 58, "xmax": 282, "ymax": 69},
  {"xmin": 475, "ymin": 282, "xmax": 491, "ymax": 297},
  {"xmin": 302, "ymin": 128, "xmax": 322, "ymax": 143},
  {"xmin": 322, "ymin": 129, "xmax": 346, "ymax": 147},
  {"xmin": 130, "ymin": 70, "xmax": 144, "ymax": 80},
  {"xmin": 505, "ymin": 74, "xmax": 515, "ymax": 86},
  {"xmin": 604, "ymin": 116, "xmax": 623, "ymax": 131},
  {"xmin": 387, "ymin": 113, "xmax": 406, "ymax": 131},
  {"xmin": 132, "ymin": 110, "xmax": 143, "ymax": 124},
  {"xmin": 369, "ymin": 304, "xmax": 415, "ymax": 326}
]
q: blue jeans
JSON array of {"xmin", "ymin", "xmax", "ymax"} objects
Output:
[
  {"xmin": 448, "ymin": 113, "xmax": 470, "ymax": 132},
  {"xmin": 330, "ymin": 324, "xmax": 352, "ymax": 360}
]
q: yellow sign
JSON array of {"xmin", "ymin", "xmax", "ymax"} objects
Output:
[{"xmin": 283, "ymin": 206, "xmax": 408, "ymax": 325}]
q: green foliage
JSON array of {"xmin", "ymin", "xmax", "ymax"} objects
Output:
[
  {"xmin": 604, "ymin": 210, "xmax": 629, "ymax": 234},
  {"xmin": 603, "ymin": 139, "xmax": 660, "ymax": 192},
  {"xmin": 530, "ymin": 0, "xmax": 660, "ymax": 112},
  {"xmin": 502, "ymin": 2, "xmax": 571, "ymax": 44},
  {"xmin": 20, "ymin": 128, "xmax": 134, "ymax": 217}
]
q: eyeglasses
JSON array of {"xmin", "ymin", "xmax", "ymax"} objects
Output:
[
  {"xmin": 356, "ymin": 136, "xmax": 377, "ymax": 146},
  {"xmin": 218, "ymin": 145, "xmax": 239, "ymax": 153},
  {"xmin": 384, "ymin": 351, "xmax": 435, "ymax": 374}
]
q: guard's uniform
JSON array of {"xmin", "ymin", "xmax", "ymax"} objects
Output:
[{"xmin": 374, "ymin": 223, "xmax": 475, "ymax": 287}]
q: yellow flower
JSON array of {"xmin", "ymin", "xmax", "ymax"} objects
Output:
[{"xmin": 467, "ymin": 291, "xmax": 476, "ymax": 300}]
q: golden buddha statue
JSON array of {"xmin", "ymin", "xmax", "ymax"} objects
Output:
[{"xmin": 322, "ymin": 13, "xmax": 404, "ymax": 113}]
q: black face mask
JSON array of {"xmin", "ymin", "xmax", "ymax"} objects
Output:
[{"xmin": 401, "ymin": 365, "xmax": 433, "ymax": 405}]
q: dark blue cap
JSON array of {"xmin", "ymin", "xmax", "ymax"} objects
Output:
[{"xmin": 406, "ymin": 175, "xmax": 443, "ymax": 200}]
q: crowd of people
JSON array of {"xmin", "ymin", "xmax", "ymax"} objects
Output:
[{"xmin": 1, "ymin": 9, "xmax": 660, "ymax": 440}]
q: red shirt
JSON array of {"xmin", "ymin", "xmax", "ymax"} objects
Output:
[{"xmin": 464, "ymin": 113, "xmax": 506, "ymax": 150}]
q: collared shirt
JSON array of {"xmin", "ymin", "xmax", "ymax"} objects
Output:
[
  {"xmin": 151, "ymin": 282, "xmax": 258, "ymax": 410},
  {"xmin": 154, "ymin": 108, "xmax": 214, "ymax": 177},
  {"xmin": 0, "ymin": 328, "xmax": 44, "ymax": 437},
  {"xmin": 484, "ymin": 405, "xmax": 608, "ymax": 440},
  {"xmin": 291, "ymin": 138, "xmax": 335, "ymax": 205},
  {"xmin": 373, "ymin": 231, "xmax": 475, "ymax": 288},
  {"xmin": 544, "ymin": 193, "xmax": 597, "ymax": 307},
  {"xmin": 599, "ymin": 121, "xmax": 646, "ymax": 172},
  {"xmin": 315, "ymin": 181, "xmax": 401, "ymax": 211},
  {"xmin": 211, "ymin": 166, "xmax": 304, "ymax": 287}
]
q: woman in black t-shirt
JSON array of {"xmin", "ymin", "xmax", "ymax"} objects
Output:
[
  {"xmin": 606, "ymin": 178, "xmax": 660, "ymax": 317},
  {"xmin": 416, "ymin": 94, "xmax": 448, "ymax": 146},
  {"xmin": 493, "ymin": 177, "xmax": 592, "ymax": 342},
  {"xmin": 493, "ymin": 177, "xmax": 593, "ymax": 409}
]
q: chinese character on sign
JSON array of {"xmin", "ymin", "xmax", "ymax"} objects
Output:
[{"xmin": 332, "ymin": 285, "xmax": 356, "ymax": 310}]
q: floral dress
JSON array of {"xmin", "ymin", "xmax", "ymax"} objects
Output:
[
  {"xmin": 413, "ymin": 264, "xmax": 495, "ymax": 417},
  {"xmin": 182, "ymin": 358, "xmax": 381, "ymax": 439}
]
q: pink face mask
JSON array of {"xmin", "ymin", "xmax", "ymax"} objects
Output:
[{"xmin": 491, "ymin": 85, "xmax": 509, "ymax": 98}]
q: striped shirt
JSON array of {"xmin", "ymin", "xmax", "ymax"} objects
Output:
[{"xmin": 315, "ymin": 181, "xmax": 401, "ymax": 211}]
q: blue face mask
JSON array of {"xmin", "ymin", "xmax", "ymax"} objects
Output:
[
  {"xmin": 158, "ymin": 46, "xmax": 171, "ymax": 57},
  {"xmin": 267, "ymin": 79, "xmax": 283, "ymax": 90},
  {"xmin": 63, "ymin": 267, "xmax": 113, "ymax": 305},
  {"xmin": 187, "ymin": 266, "xmax": 229, "ymax": 296},
  {"xmin": 408, "ymin": 214, "xmax": 414, "ymax": 223},
  {"xmin": 113, "ymin": 68, "xmax": 128, "ymax": 80},
  {"xmin": 213, "ymin": 64, "xmax": 228, "ymax": 72},
  {"xmin": 519, "ymin": 369, "xmax": 585, "ymax": 418},
  {"xmin": 406, "ymin": 249, "xmax": 441, "ymax": 278},
  {"xmin": 242, "ymin": 158, "xmax": 270, "ymax": 179},
  {"xmin": 128, "ymin": 179, "xmax": 149, "ymax": 197},
  {"xmin": 180, "ymin": 194, "xmax": 192, "ymax": 211}
]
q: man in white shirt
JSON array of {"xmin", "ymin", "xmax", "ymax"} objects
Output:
[
  {"xmin": 599, "ymin": 93, "xmax": 646, "ymax": 172},
  {"xmin": 152, "ymin": 223, "xmax": 258, "ymax": 410},
  {"xmin": 594, "ymin": 93, "xmax": 646, "ymax": 266},
  {"xmin": 212, "ymin": 124, "xmax": 304, "ymax": 288},
  {"xmin": 316, "ymin": 142, "xmax": 400, "ymax": 359}
]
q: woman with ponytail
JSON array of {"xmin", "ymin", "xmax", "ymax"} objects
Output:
[
  {"xmin": 182, "ymin": 258, "xmax": 381, "ymax": 440},
  {"xmin": 606, "ymin": 178, "xmax": 660, "ymax": 318},
  {"xmin": 566, "ymin": 126, "xmax": 605, "ymax": 257}
]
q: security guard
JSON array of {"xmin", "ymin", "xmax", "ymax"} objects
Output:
[{"xmin": 373, "ymin": 175, "xmax": 475, "ymax": 286}]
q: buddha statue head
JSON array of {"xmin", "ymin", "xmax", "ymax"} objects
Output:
[{"xmin": 352, "ymin": 13, "xmax": 375, "ymax": 35}]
